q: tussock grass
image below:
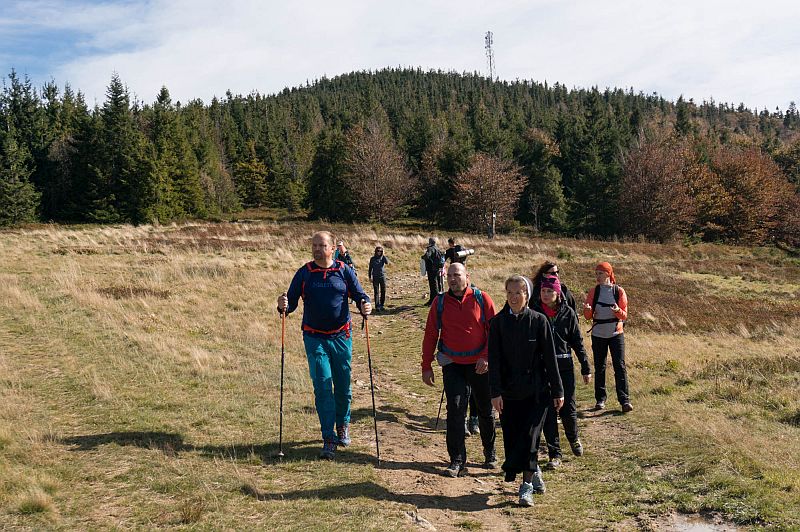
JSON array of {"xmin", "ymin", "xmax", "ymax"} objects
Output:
[
  {"xmin": 15, "ymin": 487, "xmax": 55, "ymax": 515},
  {"xmin": 0, "ymin": 221, "xmax": 798, "ymax": 529}
]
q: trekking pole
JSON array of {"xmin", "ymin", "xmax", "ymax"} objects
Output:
[
  {"xmin": 434, "ymin": 386, "xmax": 445, "ymax": 430},
  {"xmin": 278, "ymin": 306, "xmax": 286, "ymax": 459},
  {"xmin": 362, "ymin": 315, "xmax": 381, "ymax": 463}
]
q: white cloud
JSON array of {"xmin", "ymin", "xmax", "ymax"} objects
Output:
[{"xmin": 2, "ymin": 0, "xmax": 798, "ymax": 109}]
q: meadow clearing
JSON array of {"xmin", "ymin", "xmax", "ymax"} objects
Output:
[{"xmin": 0, "ymin": 221, "xmax": 798, "ymax": 531}]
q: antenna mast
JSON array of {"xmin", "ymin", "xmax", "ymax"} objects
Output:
[{"xmin": 485, "ymin": 31, "xmax": 495, "ymax": 81}]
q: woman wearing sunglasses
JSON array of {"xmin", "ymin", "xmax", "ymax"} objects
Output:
[{"xmin": 530, "ymin": 261, "xmax": 577, "ymax": 315}]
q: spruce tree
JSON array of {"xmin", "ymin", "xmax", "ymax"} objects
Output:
[{"xmin": 0, "ymin": 126, "xmax": 40, "ymax": 225}]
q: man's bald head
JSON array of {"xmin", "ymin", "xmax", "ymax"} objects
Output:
[{"xmin": 447, "ymin": 262, "xmax": 469, "ymax": 295}]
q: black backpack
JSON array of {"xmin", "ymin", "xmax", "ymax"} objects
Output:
[{"xmin": 591, "ymin": 284, "xmax": 620, "ymax": 310}]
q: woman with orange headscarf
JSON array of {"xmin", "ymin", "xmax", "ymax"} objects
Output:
[{"xmin": 583, "ymin": 262, "xmax": 632, "ymax": 413}]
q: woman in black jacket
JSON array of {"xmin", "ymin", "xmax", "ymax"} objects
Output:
[
  {"xmin": 488, "ymin": 275, "xmax": 564, "ymax": 507},
  {"xmin": 530, "ymin": 261, "xmax": 577, "ymax": 314},
  {"xmin": 533, "ymin": 275, "xmax": 591, "ymax": 469}
]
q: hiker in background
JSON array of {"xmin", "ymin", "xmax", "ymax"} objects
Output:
[
  {"xmin": 421, "ymin": 263, "xmax": 497, "ymax": 477},
  {"xmin": 422, "ymin": 238, "xmax": 445, "ymax": 306},
  {"xmin": 277, "ymin": 231, "xmax": 371, "ymax": 460},
  {"xmin": 530, "ymin": 260, "xmax": 577, "ymax": 314},
  {"xmin": 489, "ymin": 275, "xmax": 563, "ymax": 507},
  {"xmin": 533, "ymin": 275, "xmax": 591, "ymax": 470},
  {"xmin": 584, "ymin": 262, "xmax": 632, "ymax": 413},
  {"xmin": 368, "ymin": 245, "xmax": 390, "ymax": 312},
  {"xmin": 334, "ymin": 240, "xmax": 356, "ymax": 274},
  {"xmin": 445, "ymin": 237, "xmax": 469, "ymax": 265}
]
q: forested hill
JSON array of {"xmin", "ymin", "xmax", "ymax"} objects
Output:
[{"xmin": 1, "ymin": 68, "xmax": 798, "ymax": 245}]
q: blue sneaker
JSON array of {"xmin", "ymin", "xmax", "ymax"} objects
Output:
[
  {"xmin": 518, "ymin": 482, "xmax": 534, "ymax": 506},
  {"xmin": 336, "ymin": 423, "xmax": 351, "ymax": 447},
  {"xmin": 319, "ymin": 439, "xmax": 337, "ymax": 460}
]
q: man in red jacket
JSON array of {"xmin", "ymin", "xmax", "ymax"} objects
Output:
[{"xmin": 422, "ymin": 263, "xmax": 497, "ymax": 477}]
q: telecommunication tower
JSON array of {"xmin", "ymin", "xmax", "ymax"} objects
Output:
[{"xmin": 485, "ymin": 31, "xmax": 495, "ymax": 81}]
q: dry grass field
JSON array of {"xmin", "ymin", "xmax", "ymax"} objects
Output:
[{"xmin": 0, "ymin": 221, "xmax": 798, "ymax": 530}]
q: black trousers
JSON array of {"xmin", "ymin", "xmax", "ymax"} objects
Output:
[
  {"xmin": 499, "ymin": 395, "xmax": 548, "ymax": 475},
  {"xmin": 592, "ymin": 334, "xmax": 629, "ymax": 404},
  {"xmin": 426, "ymin": 272, "xmax": 443, "ymax": 303},
  {"xmin": 372, "ymin": 276, "xmax": 386, "ymax": 307},
  {"xmin": 543, "ymin": 367, "xmax": 578, "ymax": 458},
  {"xmin": 442, "ymin": 362, "xmax": 496, "ymax": 464}
]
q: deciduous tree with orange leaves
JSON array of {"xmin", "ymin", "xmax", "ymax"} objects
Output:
[{"xmin": 454, "ymin": 152, "xmax": 525, "ymax": 236}]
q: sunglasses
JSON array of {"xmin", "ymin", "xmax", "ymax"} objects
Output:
[{"xmin": 548, "ymin": 269, "xmax": 559, "ymax": 275}]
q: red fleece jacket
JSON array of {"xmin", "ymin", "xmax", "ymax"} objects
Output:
[{"xmin": 421, "ymin": 287, "xmax": 496, "ymax": 371}]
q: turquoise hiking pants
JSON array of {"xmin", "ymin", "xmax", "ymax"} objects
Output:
[{"xmin": 303, "ymin": 334, "xmax": 353, "ymax": 441}]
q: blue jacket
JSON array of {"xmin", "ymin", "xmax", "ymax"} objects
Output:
[{"xmin": 284, "ymin": 260, "xmax": 370, "ymax": 338}]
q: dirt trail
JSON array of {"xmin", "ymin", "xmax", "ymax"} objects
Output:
[{"xmin": 347, "ymin": 273, "xmax": 631, "ymax": 531}]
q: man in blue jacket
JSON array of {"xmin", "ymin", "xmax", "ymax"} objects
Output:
[{"xmin": 277, "ymin": 231, "xmax": 371, "ymax": 459}]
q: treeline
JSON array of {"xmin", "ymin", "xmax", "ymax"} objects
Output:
[{"xmin": 0, "ymin": 68, "xmax": 798, "ymax": 245}]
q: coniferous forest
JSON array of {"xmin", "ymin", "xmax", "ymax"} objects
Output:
[{"xmin": 0, "ymin": 68, "xmax": 798, "ymax": 245}]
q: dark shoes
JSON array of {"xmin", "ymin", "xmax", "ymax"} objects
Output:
[
  {"xmin": 545, "ymin": 457, "xmax": 561, "ymax": 470},
  {"xmin": 319, "ymin": 439, "xmax": 337, "ymax": 460},
  {"xmin": 445, "ymin": 461, "xmax": 468, "ymax": 477},
  {"xmin": 594, "ymin": 401, "xmax": 606, "ymax": 411},
  {"xmin": 570, "ymin": 439, "xmax": 584, "ymax": 457},
  {"xmin": 622, "ymin": 403, "xmax": 634, "ymax": 413},
  {"xmin": 484, "ymin": 449, "xmax": 498, "ymax": 469},
  {"xmin": 467, "ymin": 416, "xmax": 480, "ymax": 436}
]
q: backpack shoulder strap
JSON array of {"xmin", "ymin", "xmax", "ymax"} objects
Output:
[
  {"xmin": 613, "ymin": 284, "xmax": 620, "ymax": 303},
  {"xmin": 473, "ymin": 288, "xmax": 485, "ymax": 324},
  {"xmin": 591, "ymin": 284, "xmax": 600, "ymax": 310},
  {"xmin": 436, "ymin": 293, "xmax": 446, "ymax": 331}
]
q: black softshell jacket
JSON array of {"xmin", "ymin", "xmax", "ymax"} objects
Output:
[
  {"xmin": 488, "ymin": 305, "xmax": 563, "ymax": 402},
  {"xmin": 533, "ymin": 303, "xmax": 591, "ymax": 376}
]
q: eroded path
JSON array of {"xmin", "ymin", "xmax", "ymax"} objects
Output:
[{"xmin": 345, "ymin": 272, "xmax": 635, "ymax": 531}]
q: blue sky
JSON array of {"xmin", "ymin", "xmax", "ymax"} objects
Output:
[{"xmin": 1, "ymin": 0, "xmax": 799, "ymax": 110}]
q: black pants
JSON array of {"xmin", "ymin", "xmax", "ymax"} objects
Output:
[
  {"xmin": 592, "ymin": 334, "xmax": 629, "ymax": 405},
  {"xmin": 426, "ymin": 272, "xmax": 443, "ymax": 303},
  {"xmin": 499, "ymin": 395, "xmax": 548, "ymax": 475},
  {"xmin": 543, "ymin": 367, "xmax": 578, "ymax": 458},
  {"xmin": 372, "ymin": 276, "xmax": 386, "ymax": 308},
  {"xmin": 468, "ymin": 393, "xmax": 477, "ymax": 419},
  {"xmin": 442, "ymin": 362, "xmax": 496, "ymax": 464}
]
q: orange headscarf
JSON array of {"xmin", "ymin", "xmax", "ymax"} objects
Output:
[{"xmin": 595, "ymin": 262, "xmax": 616, "ymax": 284}]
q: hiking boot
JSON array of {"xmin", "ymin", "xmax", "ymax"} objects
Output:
[
  {"xmin": 531, "ymin": 467, "xmax": 546, "ymax": 494},
  {"xmin": 467, "ymin": 416, "xmax": 480, "ymax": 436},
  {"xmin": 484, "ymin": 449, "xmax": 498, "ymax": 469},
  {"xmin": 545, "ymin": 457, "xmax": 561, "ymax": 470},
  {"xmin": 518, "ymin": 482, "xmax": 534, "ymax": 507},
  {"xmin": 622, "ymin": 402, "xmax": 634, "ymax": 413},
  {"xmin": 594, "ymin": 401, "xmax": 606, "ymax": 411},
  {"xmin": 319, "ymin": 439, "xmax": 337, "ymax": 460},
  {"xmin": 336, "ymin": 423, "xmax": 351, "ymax": 447},
  {"xmin": 444, "ymin": 461, "xmax": 467, "ymax": 477},
  {"xmin": 570, "ymin": 439, "xmax": 584, "ymax": 457}
]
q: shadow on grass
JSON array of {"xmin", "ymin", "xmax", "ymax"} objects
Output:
[
  {"xmin": 59, "ymin": 431, "xmax": 378, "ymax": 464},
  {"xmin": 378, "ymin": 404, "xmax": 449, "ymax": 433},
  {"xmin": 350, "ymin": 406, "xmax": 399, "ymax": 424},
  {"xmin": 372, "ymin": 305, "xmax": 415, "ymax": 316},
  {"xmin": 241, "ymin": 480, "xmax": 515, "ymax": 512}
]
